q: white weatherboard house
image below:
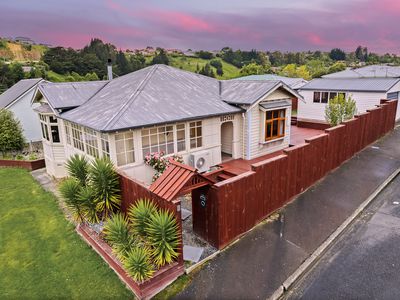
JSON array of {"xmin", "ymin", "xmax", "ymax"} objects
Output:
[
  {"xmin": 298, "ymin": 65, "xmax": 400, "ymax": 125},
  {"xmin": 33, "ymin": 65, "xmax": 302, "ymax": 183},
  {"xmin": 0, "ymin": 78, "xmax": 44, "ymax": 143}
]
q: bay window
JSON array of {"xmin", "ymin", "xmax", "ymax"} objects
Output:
[{"xmin": 265, "ymin": 109, "xmax": 286, "ymax": 142}]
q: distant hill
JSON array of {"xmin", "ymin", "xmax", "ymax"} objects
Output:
[
  {"xmin": 0, "ymin": 40, "xmax": 47, "ymax": 62},
  {"xmin": 0, "ymin": 39, "xmax": 241, "ymax": 80}
]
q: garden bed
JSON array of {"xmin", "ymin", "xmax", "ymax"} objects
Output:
[
  {"xmin": 0, "ymin": 158, "xmax": 45, "ymax": 170},
  {"xmin": 77, "ymin": 224, "xmax": 184, "ymax": 299}
]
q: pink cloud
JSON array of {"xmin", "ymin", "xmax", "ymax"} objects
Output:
[{"xmin": 306, "ymin": 33, "xmax": 324, "ymax": 46}]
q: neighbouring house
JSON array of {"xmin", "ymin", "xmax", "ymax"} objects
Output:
[
  {"xmin": 237, "ymin": 74, "xmax": 308, "ymax": 90},
  {"xmin": 322, "ymin": 64, "xmax": 400, "ymax": 79},
  {"xmin": 298, "ymin": 77, "xmax": 400, "ymax": 127},
  {"xmin": 0, "ymin": 78, "xmax": 44, "ymax": 143},
  {"xmin": 32, "ymin": 64, "xmax": 302, "ymax": 182}
]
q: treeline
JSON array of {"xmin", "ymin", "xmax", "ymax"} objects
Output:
[
  {"xmin": 2, "ymin": 37, "xmax": 400, "ymax": 93},
  {"xmin": 42, "ymin": 38, "xmax": 147, "ymax": 79}
]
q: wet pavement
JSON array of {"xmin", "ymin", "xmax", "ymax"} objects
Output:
[
  {"xmin": 175, "ymin": 126, "xmax": 400, "ymax": 300},
  {"xmin": 286, "ymin": 174, "xmax": 400, "ymax": 300}
]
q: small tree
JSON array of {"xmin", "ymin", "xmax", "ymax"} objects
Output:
[
  {"xmin": 0, "ymin": 109, "xmax": 25, "ymax": 153},
  {"xmin": 325, "ymin": 94, "xmax": 357, "ymax": 126}
]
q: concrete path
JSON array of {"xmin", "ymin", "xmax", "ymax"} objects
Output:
[
  {"xmin": 286, "ymin": 173, "xmax": 400, "ymax": 300},
  {"xmin": 176, "ymin": 126, "xmax": 400, "ymax": 300},
  {"xmin": 31, "ymin": 168, "xmax": 60, "ymax": 196}
]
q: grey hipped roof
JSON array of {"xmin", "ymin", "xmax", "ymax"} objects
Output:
[
  {"xmin": 322, "ymin": 65, "xmax": 400, "ymax": 79},
  {"xmin": 300, "ymin": 78, "xmax": 400, "ymax": 93},
  {"xmin": 237, "ymin": 74, "xmax": 308, "ymax": 89},
  {"xmin": 61, "ymin": 65, "xmax": 243, "ymax": 132},
  {"xmin": 44, "ymin": 65, "xmax": 301, "ymax": 132},
  {"xmin": 38, "ymin": 81, "xmax": 107, "ymax": 110},
  {"xmin": 0, "ymin": 78, "xmax": 43, "ymax": 108}
]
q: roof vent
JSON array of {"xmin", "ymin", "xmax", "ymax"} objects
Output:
[{"xmin": 107, "ymin": 59, "xmax": 113, "ymax": 80}]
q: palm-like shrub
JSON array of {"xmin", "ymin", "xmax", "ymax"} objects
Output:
[
  {"xmin": 123, "ymin": 246, "xmax": 154, "ymax": 283},
  {"xmin": 103, "ymin": 213, "xmax": 135, "ymax": 260},
  {"xmin": 66, "ymin": 154, "xmax": 89, "ymax": 186},
  {"xmin": 146, "ymin": 210, "xmax": 179, "ymax": 267},
  {"xmin": 59, "ymin": 178, "xmax": 85, "ymax": 222},
  {"xmin": 90, "ymin": 157, "xmax": 121, "ymax": 218},
  {"xmin": 78, "ymin": 186, "xmax": 99, "ymax": 224},
  {"xmin": 127, "ymin": 199, "xmax": 157, "ymax": 237}
]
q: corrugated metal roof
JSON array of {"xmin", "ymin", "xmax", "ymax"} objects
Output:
[
  {"xmin": 322, "ymin": 65, "xmax": 400, "ymax": 79},
  {"xmin": 0, "ymin": 78, "xmax": 43, "ymax": 108},
  {"xmin": 300, "ymin": 78, "xmax": 400, "ymax": 92},
  {"xmin": 38, "ymin": 81, "xmax": 107, "ymax": 109},
  {"xmin": 61, "ymin": 65, "xmax": 243, "ymax": 131},
  {"xmin": 237, "ymin": 74, "xmax": 308, "ymax": 89},
  {"xmin": 40, "ymin": 65, "xmax": 302, "ymax": 132},
  {"xmin": 221, "ymin": 79, "xmax": 303, "ymax": 105}
]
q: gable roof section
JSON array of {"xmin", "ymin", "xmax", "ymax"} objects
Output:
[
  {"xmin": 61, "ymin": 65, "xmax": 242, "ymax": 132},
  {"xmin": 300, "ymin": 78, "xmax": 400, "ymax": 93},
  {"xmin": 221, "ymin": 80, "xmax": 303, "ymax": 105},
  {"xmin": 0, "ymin": 78, "xmax": 43, "ymax": 108},
  {"xmin": 149, "ymin": 160, "xmax": 213, "ymax": 201},
  {"xmin": 38, "ymin": 81, "xmax": 107, "ymax": 110},
  {"xmin": 322, "ymin": 65, "xmax": 400, "ymax": 79},
  {"xmin": 237, "ymin": 74, "xmax": 308, "ymax": 89}
]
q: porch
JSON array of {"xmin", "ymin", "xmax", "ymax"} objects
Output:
[{"xmin": 218, "ymin": 125, "xmax": 325, "ymax": 177}]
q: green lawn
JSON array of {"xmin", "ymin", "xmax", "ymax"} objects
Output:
[{"xmin": 0, "ymin": 168, "xmax": 133, "ymax": 299}]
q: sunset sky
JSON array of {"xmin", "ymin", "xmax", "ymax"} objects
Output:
[{"xmin": 1, "ymin": 0, "xmax": 399, "ymax": 53}]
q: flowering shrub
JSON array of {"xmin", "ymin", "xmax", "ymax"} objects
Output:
[{"xmin": 144, "ymin": 151, "xmax": 183, "ymax": 181}]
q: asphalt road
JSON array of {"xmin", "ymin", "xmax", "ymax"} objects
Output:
[{"xmin": 286, "ymin": 174, "xmax": 400, "ymax": 300}]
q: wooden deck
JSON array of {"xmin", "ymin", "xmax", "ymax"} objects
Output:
[
  {"xmin": 290, "ymin": 125, "xmax": 324, "ymax": 146},
  {"xmin": 219, "ymin": 125, "xmax": 324, "ymax": 176}
]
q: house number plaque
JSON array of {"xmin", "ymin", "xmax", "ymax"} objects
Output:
[{"xmin": 200, "ymin": 194, "xmax": 207, "ymax": 207}]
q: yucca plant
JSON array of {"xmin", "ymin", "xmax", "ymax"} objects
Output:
[
  {"xmin": 146, "ymin": 210, "xmax": 179, "ymax": 267},
  {"xmin": 123, "ymin": 246, "xmax": 154, "ymax": 283},
  {"xmin": 65, "ymin": 154, "xmax": 89, "ymax": 186},
  {"xmin": 78, "ymin": 186, "xmax": 99, "ymax": 224},
  {"xmin": 59, "ymin": 178, "xmax": 85, "ymax": 223},
  {"xmin": 127, "ymin": 199, "xmax": 157, "ymax": 237},
  {"xmin": 89, "ymin": 157, "xmax": 121, "ymax": 219},
  {"xmin": 103, "ymin": 213, "xmax": 135, "ymax": 260}
]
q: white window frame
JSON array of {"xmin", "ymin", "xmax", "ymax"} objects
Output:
[
  {"xmin": 189, "ymin": 121, "xmax": 203, "ymax": 149},
  {"xmin": 115, "ymin": 132, "xmax": 135, "ymax": 166},
  {"xmin": 84, "ymin": 127, "xmax": 99, "ymax": 158},
  {"xmin": 101, "ymin": 133, "xmax": 110, "ymax": 158}
]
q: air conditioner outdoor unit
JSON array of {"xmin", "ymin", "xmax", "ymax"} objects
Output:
[{"xmin": 189, "ymin": 151, "xmax": 211, "ymax": 173}]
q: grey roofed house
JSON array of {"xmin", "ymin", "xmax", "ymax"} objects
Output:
[
  {"xmin": 322, "ymin": 65, "xmax": 400, "ymax": 79},
  {"xmin": 0, "ymin": 78, "xmax": 43, "ymax": 108},
  {"xmin": 300, "ymin": 78, "xmax": 400, "ymax": 93},
  {"xmin": 39, "ymin": 64, "xmax": 302, "ymax": 133},
  {"xmin": 237, "ymin": 74, "xmax": 308, "ymax": 89},
  {"xmin": 38, "ymin": 81, "xmax": 107, "ymax": 110}
]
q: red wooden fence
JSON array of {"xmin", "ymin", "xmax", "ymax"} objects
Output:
[{"xmin": 194, "ymin": 100, "xmax": 398, "ymax": 249}]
